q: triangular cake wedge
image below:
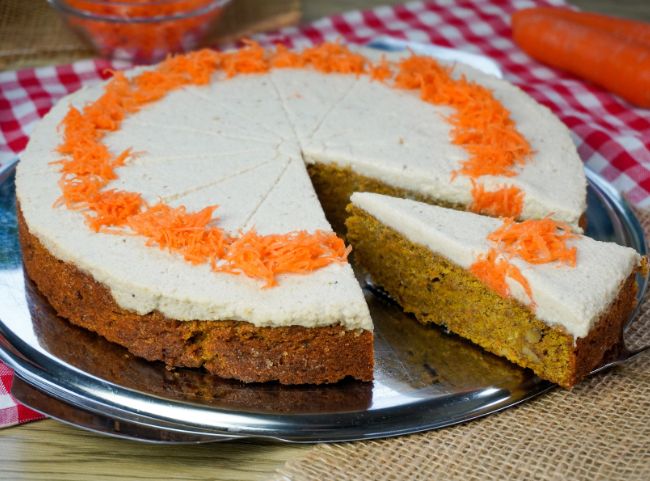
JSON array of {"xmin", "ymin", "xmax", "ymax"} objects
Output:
[{"xmin": 347, "ymin": 192, "xmax": 645, "ymax": 387}]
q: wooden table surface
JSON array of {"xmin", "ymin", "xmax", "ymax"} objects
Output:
[{"xmin": 1, "ymin": 1, "xmax": 648, "ymax": 480}]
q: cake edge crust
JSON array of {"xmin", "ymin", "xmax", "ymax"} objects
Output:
[{"xmin": 18, "ymin": 207, "xmax": 374, "ymax": 385}]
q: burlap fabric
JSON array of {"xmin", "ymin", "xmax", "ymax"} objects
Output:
[
  {"xmin": 0, "ymin": 0, "xmax": 300, "ymax": 70},
  {"xmin": 272, "ymin": 210, "xmax": 650, "ymax": 481}
]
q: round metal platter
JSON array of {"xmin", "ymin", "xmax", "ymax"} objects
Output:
[{"xmin": 0, "ymin": 167, "xmax": 646, "ymax": 444}]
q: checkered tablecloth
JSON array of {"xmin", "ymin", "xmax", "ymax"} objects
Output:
[{"xmin": 1, "ymin": 0, "xmax": 649, "ymax": 428}]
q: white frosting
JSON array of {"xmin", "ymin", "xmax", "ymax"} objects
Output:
[
  {"xmin": 302, "ymin": 55, "xmax": 586, "ymax": 227},
  {"xmin": 17, "ymin": 77, "xmax": 370, "ymax": 331},
  {"xmin": 351, "ymin": 192, "xmax": 641, "ymax": 339},
  {"xmin": 17, "ymin": 52, "xmax": 588, "ymax": 330}
]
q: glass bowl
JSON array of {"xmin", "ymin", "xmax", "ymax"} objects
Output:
[{"xmin": 49, "ymin": 0, "xmax": 231, "ymax": 63}]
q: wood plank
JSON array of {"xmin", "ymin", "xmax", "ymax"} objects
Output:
[{"xmin": 0, "ymin": 420, "xmax": 308, "ymax": 481}]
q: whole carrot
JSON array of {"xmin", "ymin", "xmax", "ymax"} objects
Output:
[
  {"xmin": 514, "ymin": 7, "xmax": 650, "ymax": 47},
  {"xmin": 511, "ymin": 11, "xmax": 650, "ymax": 108}
]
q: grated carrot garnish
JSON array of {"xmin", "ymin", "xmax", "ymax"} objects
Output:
[
  {"xmin": 394, "ymin": 56, "xmax": 532, "ymax": 180},
  {"xmin": 469, "ymin": 248, "xmax": 510, "ymax": 298},
  {"xmin": 488, "ymin": 217, "xmax": 578, "ymax": 266},
  {"xmin": 52, "ymin": 43, "xmax": 536, "ymax": 287},
  {"xmin": 217, "ymin": 229, "xmax": 349, "ymax": 287},
  {"xmin": 369, "ymin": 57, "xmax": 393, "ymax": 82},
  {"xmin": 469, "ymin": 182, "xmax": 524, "ymax": 218},
  {"xmin": 270, "ymin": 44, "xmax": 307, "ymax": 69},
  {"xmin": 222, "ymin": 40, "xmax": 270, "ymax": 77},
  {"xmin": 299, "ymin": 42, "xmax": 367, "ymax": 74},
  {"xmin": 127, "ymin": 203, "xmax": 228, "ymax": 265},
  {"xmin": 469, "ymin": 216, "xmax": 578, "ymax": 307},
  {"xmin": 470, "ymin": 248, "xmax": 534, "ymax": 305},
  {"xmin": 55, "ymin": 176, "xmax": 106, "ymax": 209},
  {"xmin": 85, "ymin": 190, "xmax": 144, "ymax": 232}
]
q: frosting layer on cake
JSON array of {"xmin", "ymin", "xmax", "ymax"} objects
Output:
[
  {"xmin": 17, "ymin": 46, "xmax": 587, "ymax": 329},
  {"xmin": 351, "ymin": 192, "xmax": 640, "ymax": 339}
]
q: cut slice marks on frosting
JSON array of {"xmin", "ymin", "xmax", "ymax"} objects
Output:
[{"xmin": 52, "ymin": 41, "xmax": 538, "ymax": 287}]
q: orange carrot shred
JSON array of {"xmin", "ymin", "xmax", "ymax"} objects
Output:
[
  {"xmin": 469, "ymin": 182, "xmax": 524, "ymax": 218},
  {"xmin": 52, "ymin": 43, "xmax": 537, "ymax": 287},
  {"xmin": 469, "ymin": 248, "xmax": 511, "ymax": 299},
  {"xmin": 470, "ymin": 249, "xmax": 535, "ymax": 305},
  {"xmin": 469, "ymin": 216, "xmax": 578, "ymax": 308},
  {"xmin": 393, "ymin": 55, "xmax": 532, "ymax": 180},
  {"xmin": 298, "ymin": 41, "xmax": 367, "ymax": 74},
  {"xmin": 488, "ymin": 217, "xmax": 578, "ymax": 266},
  {"xmin": 85, "ymin": 190, "xmax": 144, "ymax": 232},
  {"xmin": 222, "ymin": 40, "xmax": 269, "ymax": 77},
  {"xmin": 270, "ymin": 44, "xmax": 307, "ymax": 68},
  {"xmin": 369, "ymin": 57, "xmax": 393, "ymax": 82},
  {"xmin": 216, "ymin": 229, "xmax": 349, "ymax": 287}
]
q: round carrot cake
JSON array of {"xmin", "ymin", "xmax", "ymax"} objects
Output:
[{"xmin": 16, "ymin": 42, "xmax": 589, "ymax": 384}]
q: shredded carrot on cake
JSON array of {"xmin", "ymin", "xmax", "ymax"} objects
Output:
[
  {"xmin": 469, "ymin": 182, "xmax": 524, "ymax": 218},
  {"xmin": 222, "ymin": 40, "xmax": 270, "ymax": 77},
  {"xmin": 52, "ymin": 43, "xmax": 539, "ymax": 287},
  {"xmin": 489, "ymin": 217, "xmax": 578, "ymax": 266},
  {"xmin": 55, "ymin": 176, "xmax": 106, "ymax": 209},
  {"xmin": 470, "ymin": 216, "xmax": 578, "ymax": 307},
  {"xmin": 270, "ymin": 44, "xmax": 307, "ymax": 68},
  {"xmin": 394, "ymin": 55, "xmax": 532, "ymax": 181},
  {"xmin": 470, "ymin": 249, "xmax": 534, "ymax": 305},
  {"xmin": 85, "ymin": 190, "xmax": 144, "ymax": 232},
  {"xmin": 394, "ymin": 55, "xmax": 449, "ymax": 89},
  {"xmin": 299, "ymin": 42, "xmax": 367, "ymax": 74},
  {"xmin": 369, "ymin": 57, "xmax": 393, "ymax": 82},
  {"xmin": 127, "ymin": 204, "xmax": 228, "ymax": 264},
  {"xmin": 218, "ymin": 230, "xmax": 350, "ymax": 287}
]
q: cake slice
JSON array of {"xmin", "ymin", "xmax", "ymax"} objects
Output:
[{"xmin": 346, "ymin": 192, "xmax": 645, "ymax": 387}]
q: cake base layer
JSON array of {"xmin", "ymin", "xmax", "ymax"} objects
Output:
[
  {"xmin": 29, "ymin": 290, "xmax": 374, "ymax": 412},
  {"xmin": 307, "ymin": 162, "xmax": 462, "ymax": 235},
  {"xmin": 346, "ymin": 205, "xmax": 636, "ymax": 388},
  {"xmin": 18, "ymin": 210, "xmax": 374, "ymax": 385}
]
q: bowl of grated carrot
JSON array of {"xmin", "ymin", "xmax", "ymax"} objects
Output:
[{"xmin": 49, "ymin": 0, "xmax": 231, "ymax": 63}]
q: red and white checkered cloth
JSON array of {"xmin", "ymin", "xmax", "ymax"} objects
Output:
[
  {"xmin": 1, "ymin": 0, "xmax": 649, "ymax": 428},
  {"xmin": 0, "ymin": 363, "xmax": 44, "ymax": 427}
]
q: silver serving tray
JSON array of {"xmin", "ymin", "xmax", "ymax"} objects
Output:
[{"xmin": 0, "ymin": 167, "xmax": 647, "ymax": 444}]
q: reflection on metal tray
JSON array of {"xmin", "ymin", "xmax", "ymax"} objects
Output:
[{"xmin": 0, "ymin": 167, "xmax": 647, "ymax": 444}]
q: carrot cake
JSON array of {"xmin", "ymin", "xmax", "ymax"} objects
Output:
[
  {"xmin": 17, "ymin": 42, "xmax": 588, "ymax": 385},
  {"xmin": 347, "ymin": 192, "xmax": 645, "ymax": 387}
]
